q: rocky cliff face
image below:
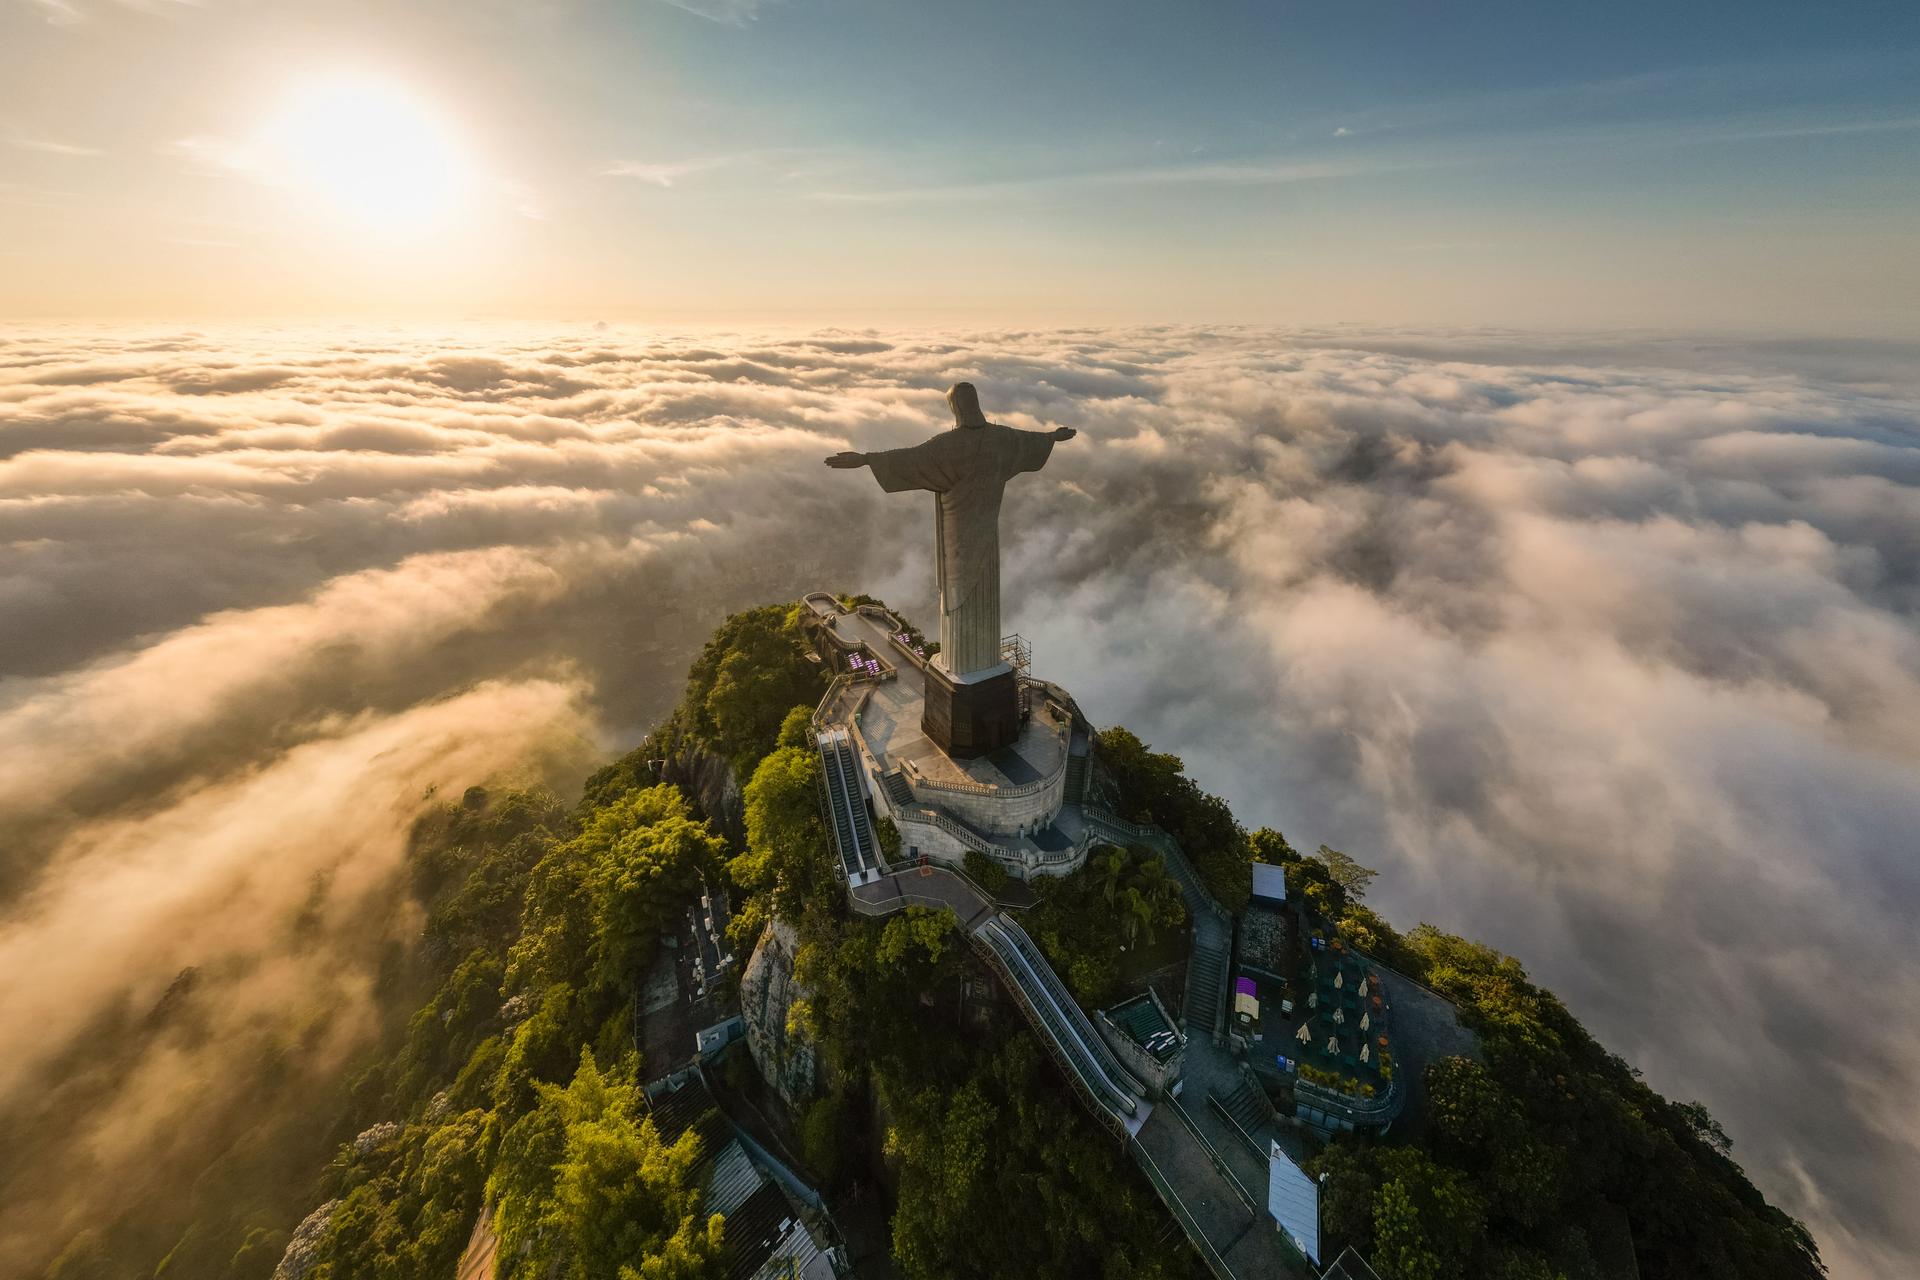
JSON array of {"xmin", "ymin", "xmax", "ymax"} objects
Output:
[
  {"xmin": 662, "ymin": 744, "xmax": 747, "ymax": 851},
  {"xmin": 738, "ymin": 918, "xmax": 817, "ymax": 1111}
]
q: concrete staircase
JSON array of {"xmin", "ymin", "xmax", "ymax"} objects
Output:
[
  {"xmin": 1063, "ymin": 753, "xmax": 1089, "ymax": 803},
  {"xmin": 1186, "ymin": 942, "xmax": 1229, "ymax": 1044},
  {"xmin": 879, "ymin": 768, "xmax": 915, "ymax": 810},
  {"xmin": 1210, "ymin": 1076, "xmax": 1274, "ymax": 1161}
]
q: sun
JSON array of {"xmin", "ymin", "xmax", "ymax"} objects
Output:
[{"xmin": 256, "ymin": 74, "xmax": 469, "ymax": 234}]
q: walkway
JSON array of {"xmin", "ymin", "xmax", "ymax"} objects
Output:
[
  {"xmin": 1089, "ymin": 809, "xmax": 1311, "ymax": 1240},
  {"xmin": 847, "ymin": 863, "xmax": 1305, "ymax": 1279}
]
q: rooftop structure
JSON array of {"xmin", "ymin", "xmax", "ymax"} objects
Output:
[
  {"xmin": 1236, "ymin": 902, "xmax": 1295, "ymax": 981},
  {"xmin": 1251, "ymin": 861, "xmax": 1287, "ymax": 906},
  {"xmin": 1105, "ymin": 991, "xmax": 1182, "ymax": 1063},
  {"xmin": 1266, "ymin": 1141, "xmax": 1321, "ymax": 1266},
  {"xmin": 645, "ymin": 1073, "xmax": 839, "ymax": 1280}
]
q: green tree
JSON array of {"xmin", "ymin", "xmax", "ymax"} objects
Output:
[
  {"xmin": 683, "ymin": 605, "xmax": 822, "ymax": 770},
  {"xmin": 1318, "ymin": 845, "xmax": 1377, "ymax": 900},
  {"xmin": 490, "ymin": 1051, "xmax": 722, "ymax": 1280},
  {"xmin": 1370, "ymin": 1149, "xmax": 1486, "ymax": 1280},
  {"xmin": 588, "ymin": 813, "xmax": 723, "ymax": 995},
  {"xmin": 729, "ymin": 745, "xmax": 835, "ymax": 923},
  {"xmin": 1095, "ymin": 726, "xmax": 1251, "ymax": 911}
]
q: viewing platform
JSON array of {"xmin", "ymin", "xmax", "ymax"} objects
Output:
[{"xmin": 803, "ymin": 594, "xmax": 1098, "ymax": 881}]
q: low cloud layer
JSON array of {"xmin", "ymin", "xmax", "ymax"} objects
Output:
[{"xmin": 0, "ymin": 323, "xmax": 1915, "ymax": 1277}]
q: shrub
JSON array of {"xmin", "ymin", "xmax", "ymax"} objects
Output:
[{"xmin": 962, "ymin": 850, "xmax": 1010, "ymax": 895}]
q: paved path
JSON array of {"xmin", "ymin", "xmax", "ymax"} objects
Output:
[{"xmin": 849, "ymin": 863, "xmax": 1306, "ymax": 1279}]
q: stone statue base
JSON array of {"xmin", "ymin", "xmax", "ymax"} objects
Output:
[{"xmin": 923, "ymin": 664, "xmax": 1021, "ymax": 758}]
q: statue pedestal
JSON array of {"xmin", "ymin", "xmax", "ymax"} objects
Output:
[{"xmin": 923, "ymin": 664, "xmax": 1021, "ymax": 758}]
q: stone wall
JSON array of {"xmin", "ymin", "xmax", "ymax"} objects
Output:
[
  {"xmin": 1094, "ymin": 1011, "xmax": 1183, "ymax": 1099},
  {"xmin": 904, "ymin": 756, "xmax": 1067, "ymax": 835}
]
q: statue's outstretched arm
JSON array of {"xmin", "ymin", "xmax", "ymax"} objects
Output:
[
  {"xmin": 824, "ymin": 451, "xmax": 867, "ymax": 469},
  {"xmin": 1051, "ymin": 427, "xmax": 1077, "ymax": 442}
]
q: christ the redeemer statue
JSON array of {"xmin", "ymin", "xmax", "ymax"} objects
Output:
[{"xmin": 826, "ymin": 382, "xmax": 1075, "ymax": 756}]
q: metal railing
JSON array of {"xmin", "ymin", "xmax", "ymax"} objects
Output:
[
  {"xmin": 1166, "ymin": 1097, "xmax": 1261, "ymax": 1217},
  {"xmin": 970, "ymin": 920, "xmax": 1137, "ymax": 1140},
  {"xmin": 1293, "ymin": 1071, "xmax": 1401, "ymax": 1124},
  {"xmin": 896, "ymin": 710, "xmax": 1071, "ymax": 801},
  {"xmin": 1128, "ymin": 1139, "xmax": 1238, "ymax": 1280}
]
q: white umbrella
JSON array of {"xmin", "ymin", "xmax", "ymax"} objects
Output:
[
  {"xmin": 1360, "ymin": 1011, "xmax": 1371, "ymax": 1032},
  {"xmin": 1333, "ymin": 971, "xmax": 1344, "ymax": 989},
  {"xmin": 1332, "ymin": 1008, "xmax": 1345, "ymax": 1025},
  {"xmin": 1295, "ymin": 1022, "xmax": 1313, "ymax": 1044},
  {"xmin": 1326, "ymin": 1036, "xmax": 1339, "ymax": 1055},
  {"xmin": 1359, "ymin": 1044, "xmax": 1371, "ymax": 1064}
]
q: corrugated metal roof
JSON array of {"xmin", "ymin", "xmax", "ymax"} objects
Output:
[
  {"xmin": 1251, "ymin": 862, "xmax": 1287, "ymax": 904},
  {"xmin": 1266, "ymin": 1142, "xmax": 1320, "ymax": 1264},
  {"xmin": 723, "ymin": 1181, "xmax": 800, "ymax": 1280},
  {"xmin": 706, "ymin": 1139, "xmax": 764, "ymax": 1218}
]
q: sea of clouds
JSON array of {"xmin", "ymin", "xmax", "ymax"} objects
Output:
[{"xmin": 1, "ymin": 323, "xmax": 1915, "ymax": 1277}]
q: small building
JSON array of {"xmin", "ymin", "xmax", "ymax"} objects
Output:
[
  {"xmin": 647, "ymin": 1073, "xmax": 842, "ymax": 1280},
  {"xmin": 1250, "ymin": 861, "xmax": 1287, "ymax": 908},
  {"xmin": 1266, "ymin": 1140, "xmax": 1321, "ymax": 1267},
  {"xmin": 1096, "ymin": 989, "xmax": 1184, "ymax": 1096}
]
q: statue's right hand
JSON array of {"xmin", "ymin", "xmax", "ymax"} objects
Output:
[{"xmin": 824, "ymin": 451, "xmax": 868, "ymax": 469}]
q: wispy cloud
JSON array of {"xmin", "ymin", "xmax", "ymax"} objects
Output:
[
  {"xmin": 808, "ymin": 153, "xmax": 1442, "ymax": 203},
  {"xmin": 655, "ymin": 0, "xmax": 763, "ymax": 26},
  {"xmin": 20, "ymin": 0, "xmax": 202, "ymax": 24},
  {"xmin": 600, "ymin": 156, "xmax": 730, "ymax": 187},
  {"xmin": 160, "ymin": 133, "xmax": 259, "ymax": 178},
  {"xmin": 11, "ymin": 138, "xmax": 102, "ymax": 157}
]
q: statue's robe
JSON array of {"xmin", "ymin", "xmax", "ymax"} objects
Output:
[{"xmin": 864, "ymin": 423, "xmax": 1056, "ymax": 677}]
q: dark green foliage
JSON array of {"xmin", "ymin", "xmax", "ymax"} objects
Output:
[
  {"xmin": 881, "ymin": 1030, "xmax": 1193, "ymax": 1280},
  {"xmin": 679, "ymin": 604, "xmax": 823, "ymax": 773},
  {"xmin": 1310, "ymin": 924, "xmax": 1824, "ymax": 1280},
  {"xmin": 783, "ymin": 904, "xmax": 1198, "ymax": 1280},
  {"xmin": 312, "ymin": 773, "xmax": 729, "ymax": 1278},
  {"xmin": 309, "ymin": 1109, "xmax": 497, "ymax": 1280},
  {"xmin": 1095, "ymin": 727, "xmax": 1252, "ymax": 911},
  {"xmin": 874, "ymin": 814, "xmax": 903, "ymax": 861},
  {"xmin": 960, "ymin": 848, "xmax": 1008, "ymax": 894},
  {"xmin": 726, "ymin": 743, "xmax": 837, "ymax": 954},
  {"xmin": 1023, "ymin": 844, "xmax": 1186, "ymax": 1005},
  {"xmin": 800, "ymin": 1092, "xmax": 856, "ymax": 1193},
  {"xmin": 488, "ymin": 1051, "xmax": 723, "ymax": 1280}
]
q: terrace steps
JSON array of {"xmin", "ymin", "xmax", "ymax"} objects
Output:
[
  {"xmin": 880, "ymin": 768, "xmax": 915, "ymax": 809},
  {"xmin": 1186, "ymin": 943, "xmax": 1227, "ymax": 1040},
  {"xmin": 1209, "ymin": 1076, "xmax": 1274, "ymax": 1160},
  {"xmin": 1063, "ymin": 754, "xmax": 1089, "ymax": 803}
]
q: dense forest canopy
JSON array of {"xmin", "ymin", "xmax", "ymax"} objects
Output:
[{"xmin": 35, "ymin": 601, "xmax": 1821, "ymax": 1280}]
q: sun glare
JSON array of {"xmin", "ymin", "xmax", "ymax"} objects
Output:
[{"xmin": 256, "ymin": 74, "xmax": 469, "ymax": 234}]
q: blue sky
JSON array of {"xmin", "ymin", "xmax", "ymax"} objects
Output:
[{"xmin": 2, "ymin": 0, "xmax": 1917, "ymax": 328}]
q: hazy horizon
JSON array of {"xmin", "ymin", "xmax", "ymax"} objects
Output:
[{"xmin": 5, "ymin": 1, "xmax": 1918, "ymax": 332}]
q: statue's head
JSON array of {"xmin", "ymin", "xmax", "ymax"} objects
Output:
[{"xmin": 947, "ymin": 382, "xmax": 988, "ymax": 429}]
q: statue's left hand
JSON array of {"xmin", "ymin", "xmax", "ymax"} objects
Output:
[
  {"xmin": 824, "ymin": 451, "xmax": 868, "ymax": 469},
  {"xmin": 1052, "ymin": 427, "xmax": 1077, "ymax": 442}
]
